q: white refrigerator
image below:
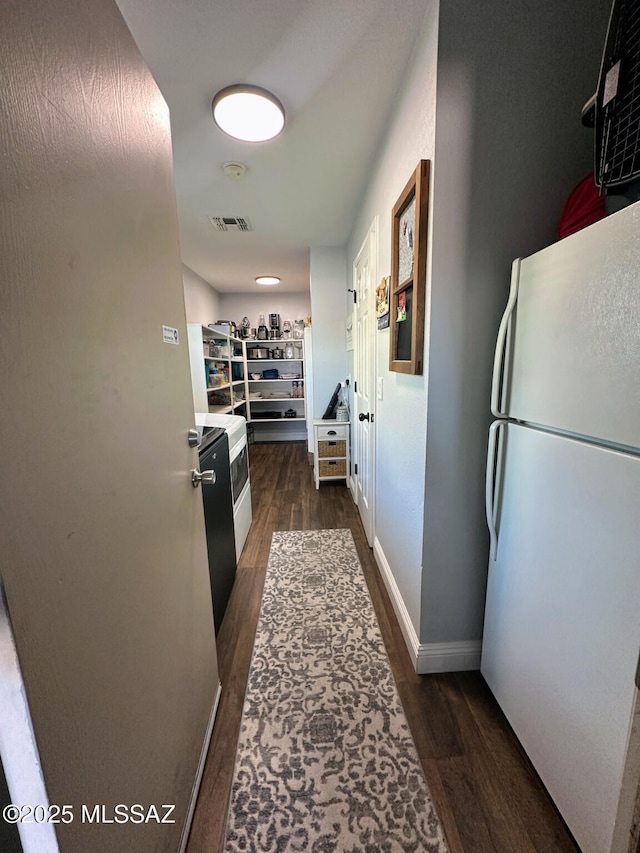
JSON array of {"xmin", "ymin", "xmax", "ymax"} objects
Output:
[{"xmin": 482, "ymin": 202, "xmax": 640, "ymax": 853}]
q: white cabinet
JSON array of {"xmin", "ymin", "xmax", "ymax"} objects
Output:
[
  {"xmin": 244, "ymin": 339, "xmax": 306, "ymax": 428},
  {"xmin": 187, "ymin": 324, "xmax": 247, "ymax": 416},
  {"xmin": 313, "ymin": 420, "xmax": 350, "ymax": 488}
]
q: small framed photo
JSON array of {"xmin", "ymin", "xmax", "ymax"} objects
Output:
[
  {"xmin": 376, "ymin": 276, "xmax": 390, "ymax": 329},
  {"xmin": 389, "ymin": 160, "xmax": 430, "ymax": 374}
]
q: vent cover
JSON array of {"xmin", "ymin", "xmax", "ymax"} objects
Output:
[{"xmin": 208, "ymin": 216, "xmax": 253, "ymax": 232}]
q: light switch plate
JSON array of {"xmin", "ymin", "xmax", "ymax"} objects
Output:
[{"xmin": 377, "ymin": 377, "xmax": 383, "ymax": 400}]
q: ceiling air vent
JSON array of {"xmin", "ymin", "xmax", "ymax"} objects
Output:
[{"xmin": 208, "ymin": 216, "xmax": 253, "ymax": 232}]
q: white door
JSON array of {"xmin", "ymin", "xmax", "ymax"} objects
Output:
[
  {"xmin": 353, "ymin": 221, "xmax": 377, "ymax": 545},
  {"xmin": 483, "ymin": 422, "xmax": 640, "ymax": 853},
  {"xmin": 0, "ymin": 4, "xmax": 218, "ymax": 852}
]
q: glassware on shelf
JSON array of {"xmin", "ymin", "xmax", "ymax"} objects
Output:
[{"xmin": 293, "ymin": 319, "xmax": 305, "ymax": 339}]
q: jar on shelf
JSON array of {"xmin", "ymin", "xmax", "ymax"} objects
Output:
[
  {"xmin": 336, "ymin": 402, "xmax": 349, "ymax": 422},
  {"xmin": 293, "ymin": 319, "xmax": 305, "ymax": 339},
  {"xmin": 284, "ymin": 343, "xmax": 295, "ymax": 359}
]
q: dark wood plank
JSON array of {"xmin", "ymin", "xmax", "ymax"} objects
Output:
[
  {"xmin": 453, "ymin": 671, "xmax": 580, "ymax": 853},
  {"xmin": 186, "ymin": 441, "xmax": 579, "ymax": 853}
]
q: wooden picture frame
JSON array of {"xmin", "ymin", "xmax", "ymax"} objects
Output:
[{"xmin": 389, "ymin": 159, "xmax": 430, "ymax": 374}]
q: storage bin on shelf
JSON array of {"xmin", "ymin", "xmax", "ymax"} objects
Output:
[
  {"xmin": 318, "ymin": 439, "xmax": 346, "ymax": 458},
  {"xmin": 318, "ymin": 458, "xmax": 347, "ymax": 478}
]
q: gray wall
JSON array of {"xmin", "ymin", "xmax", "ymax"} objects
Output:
[
  {"xmin": 421, "ymin": 0, "xmax": 612, "ymax": 643},
  {"xmin": 218, "ymin": 292, "xmax": 311, "ymax": 331},
  {"xmin": 182, "ymin": 263, "xmax": 221, "ymax": 325},
  {"xmin": 346, "ymin": 1, "xmax": 439, "ymax": 633}
]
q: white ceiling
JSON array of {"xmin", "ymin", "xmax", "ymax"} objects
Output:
[{"xmin": 115, "ymin": 0, "xmax": 429, "ymax": 293}]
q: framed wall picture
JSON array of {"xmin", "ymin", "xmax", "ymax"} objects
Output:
[
  {"xmin": 389, "ymin": 159, "xmax": 430, "ymax": 374},
  {"xmin": 376, "ymin": 276, "xmax": 390, "ymax": 329}
]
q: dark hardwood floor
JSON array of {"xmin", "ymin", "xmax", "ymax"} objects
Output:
[{"xmin": 187, "ymin": 441, "xmax": 578, "ymax": 853}]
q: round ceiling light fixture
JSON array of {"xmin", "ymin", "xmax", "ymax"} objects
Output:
[
  {"xmin": 255, "ymin": 276, "xmax": 281, "ymax": 286},
  {"xmin": 212, "ymin": 85, "xmax": 285, "ymax": 143}
]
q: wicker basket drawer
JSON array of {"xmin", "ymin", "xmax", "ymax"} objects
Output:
[
  {"xmin": 318, "ymin": 439, "xmax": 346, "ymax": 458},
  {"xmin": 319, "ymin": 459, "xmax": 346, "ymax": 478}
]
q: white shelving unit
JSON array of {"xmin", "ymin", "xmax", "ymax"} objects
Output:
[
  {"xmin": 244, "ymin": 339, "xmax": 306, "ymax": 429},
  {"xmin": 188, "ymin": 327, "xmax": 307, "ymax": 438},
  {"xmin": 187, "ymin": 324, "xmax": 247, "ymax": 416}
]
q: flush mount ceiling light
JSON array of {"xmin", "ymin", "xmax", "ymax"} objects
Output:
[
  {"xmin": 212, "ymin": 85, "xmax": 285, "ymax": 142},
  {"xmin": 255, "ymin": 276, "xmax": 281, "ymax": 286}
]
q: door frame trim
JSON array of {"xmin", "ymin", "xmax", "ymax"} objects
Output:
[{"xmin": 178, "ymin": 681, "xmax": 222, "ymax": 853}]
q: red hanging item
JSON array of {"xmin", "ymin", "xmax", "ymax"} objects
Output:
[{"xmin": 557, "ymin": 173, "xmax": 606, "ymax": 240}]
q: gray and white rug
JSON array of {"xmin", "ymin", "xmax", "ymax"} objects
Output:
[{"xmin": 224, "ymin": 528, "xmax": 449, "ymax": 852}]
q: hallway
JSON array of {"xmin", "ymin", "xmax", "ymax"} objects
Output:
[{"xmin": 187, "ymin": 442, "xmax": 579, "ymax": 853}]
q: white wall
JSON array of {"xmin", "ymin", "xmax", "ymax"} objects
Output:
[
  {"xmin": 346, "ymin": 1, "xmax": 439, "ymax": 634},
  {"xmin": 309, "ymin": 248, "xmax": 348, "ymax": 418},
  {"xmin": 421, "ymin": 0, "xmax": 611, "ymax": 646},
  {"xmin": 182, "ymin": 264, "xmax": 221, "ymax": 325},
  {"xmin": 218, "ymin": 292, "xmax": 310, "ymax": 332}
]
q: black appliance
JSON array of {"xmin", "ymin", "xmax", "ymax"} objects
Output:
[{"xmin": 198, "ymin": 427, "xmax": 236, "ymax": 633}]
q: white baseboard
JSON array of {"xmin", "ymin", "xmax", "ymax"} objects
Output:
[
  {"xmin": 373, "ymin": 537, "xmax": 482, "ymax": 674},
  {"xmin": 415, "ymin": 641, "xmax": 482, "ymax": 673},
  {"xmin": 179, "ymin": 680, "xmax": 222, "ymax": 853},
  {"xmin": 373, "ymin": 537, "xmax": 421, "ymax": 664}
]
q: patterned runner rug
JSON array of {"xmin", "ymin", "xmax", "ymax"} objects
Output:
[{"xmin": 223, "ymin": 529, "xmax": 449, "ymax": 852}]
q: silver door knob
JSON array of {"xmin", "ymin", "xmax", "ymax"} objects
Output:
[{"xmin": 191, "ymin": 469, "xmax": 216, "ymax": 488}]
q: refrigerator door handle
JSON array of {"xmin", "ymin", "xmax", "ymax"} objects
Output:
[
  {"xmin": 486, "ymin": 420, "xmax": 506, "ymax": 561},
  {"xmin": 491, "ymin": 259, "xmax": 521, "ymax": 418}
]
